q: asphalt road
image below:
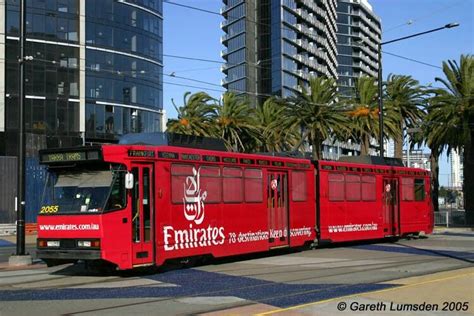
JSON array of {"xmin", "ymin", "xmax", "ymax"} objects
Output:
[
  {"xmin": 0, "ymin": 245, "xmax": 37, "ymax": 263},
  {"xmin": 0, "ymin": 232, "xmax": 473, "ymax": 316}
]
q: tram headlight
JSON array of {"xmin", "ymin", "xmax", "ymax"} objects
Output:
[
  {"xmin": 46, "ymin": 240, "xmax": 60, "ymax": 247},
  {"xmin": 77, "ymin": 240, "xmax": 100, "ymax": 248},
  {"xmin": 77, "ymin": 241, "xmax": 91, "ymax": 247}
]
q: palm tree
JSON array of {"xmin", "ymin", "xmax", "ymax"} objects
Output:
[
  {"xmin": 212, "ymin": 92, "xmax": 261, "ymax": 152},
  {"xmin": 420, "ymin": 91, "xmax": 464, "ymax": 213},
  {"xmin": 385, "ymin": 74, "xmax": 426, "ymax": 159},
  {"xmin": 284, "ymin": 77, "xmax": 349, "ymax": 160},
  {"xmin": 347, "ymin": 76, "xmax": 398, "ymax": 155},
  {"xmin": 429, "ymin": 54, "xmax": 474, "ymax": 222},
  {"xmin": 255, "ymin": 97, "xmax": 300, "ymax": 152},
  {"xmin": 166, "ymin": 92, "xmax": 216, "ymax": 136}
]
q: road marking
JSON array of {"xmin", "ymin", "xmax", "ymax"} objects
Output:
[{"xmin": 256, "ymin": 270, "xmax": 474, "ymax": 315}]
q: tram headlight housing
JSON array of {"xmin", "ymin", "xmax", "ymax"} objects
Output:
[
  {"xmin": 46, "ymin": 240, "xmax": 60, "ymax": 247},
  {"xmin": 77, "ymin": 240, "xmax": 100, "ymax": 248}
]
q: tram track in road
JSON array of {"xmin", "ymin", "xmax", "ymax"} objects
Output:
[
  {"xmin": 2, "ymin": 242, "xmax": 471, "ymax": 291},
  {"xmin": 58, "ymin": 262, "xmax": 472, "ymax": 315},
  {"xmin": 201, "ymin": 252, "xmax": 421, "ymax": 275},
  {"xmin": 0, "ymin": 265, "xmax": 126, "ymax": 289},
  {"xmin": 199, "ymin": 252, "xmax": 468, "ymax": 282},
  {"xmin": 3, "ymin": 256, "xmax": 425, "ymax": 290},
  {"xmin": 9, "ymin": 255, "xmax": 467, "ymax": 315}
]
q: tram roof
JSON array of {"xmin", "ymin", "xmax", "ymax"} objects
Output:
[
  {"xmin": 119, "ymin": 132, "xmax": 227, "ymax": 151},
  {"xmin": 337, "ymin": 155, "xmax": 404, "ymax": 167}
]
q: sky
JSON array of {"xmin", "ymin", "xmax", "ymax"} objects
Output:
[{"xmin": 162, "ymin": 0, "xmax": 474, "ymax": 185}]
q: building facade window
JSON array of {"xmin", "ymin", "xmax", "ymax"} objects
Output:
[{"xmin": 2, "ymin": 0, "xmax": 163, "ymax": 155}]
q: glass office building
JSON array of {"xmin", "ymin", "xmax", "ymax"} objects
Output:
[
  {"xmin": 221, "ymin": 0, "xmax": 338, "ymax": 104},
  {"xmin": 0, "ymin": 0, "xmax": 164, "ymax": 156},
  {"xmin": 336, "ymin": 0, "xmax": 381, "ymax": 97}
]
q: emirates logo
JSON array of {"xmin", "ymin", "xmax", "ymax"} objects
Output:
[{"xmin": 183, "ymin": 167, "xmax": 207, "ymax": 225}]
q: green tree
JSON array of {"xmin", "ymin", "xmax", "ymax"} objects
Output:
[
  {"xmin": 212, "ymin": 92, "xmax": 260, "ymax": 152},
  {"xmin": 284, "ymin": 77, "xmax": 349, "ymax": 160},
  {"xmin": 255, "ymin": 97, "xmax": 300, "ymax": 152},
  {"xmin": 385, "ymin": 74, "xmax": 426, "ymax": 159},
  {"xmin": 429, "ymin": 54, "xmax": 474, "ymax": 222},
  {"xmin": 347, "ymin": 76, "xmax": 398, "ymax": 155},
  {"xmin": 166, "ymin": 92, "xmax": 215, "ymax": 136}
]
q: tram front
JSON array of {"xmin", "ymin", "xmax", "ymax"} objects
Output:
[{"xmin": 36, "ymin": 146, "xmax": 129, "ymax": 269}]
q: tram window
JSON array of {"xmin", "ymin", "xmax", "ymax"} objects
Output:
[
  {"xmin": 105, "ymin": 169, "xmax": 127, "ymax": 211},
  {"xmin": 345, "ymin": 174, "xmax": 361, "ymax": 201},
  {"xmin": 132, "ymin": 168, "xmax": 140, "ymax": 242},
  {"xmin": 200, "ymin": 166, "xmax": 221, "ymax": 203},
  {"xmin": 361, "ymin": 175, "xmax": 376, "ymax": 201},
  {"xmin": 223, "ymin": 167, "xmax": 243, "ymax": 203},
  {"xmin": 414, "ymin": 178, "xmax": 425, "ymax": 201},
  {"xmin": 292, "ymin": 171, "xmax": 307, "ymax": 202},
  {"xmin": 402, "ymin": 178, "xmax": 414, "ymax": 201},
  {"xmin": 171, "ymin": 164, "xmax": 194, "ymax": 204},
  {"xmin": 143, "ymin": 168, "xmax": 151, "ymax": 242},
  {"xmin": 244, "ymin": 168, "xmax": 263, "ymax": 203},
  {"xmin": 328, "ymin": 173, "xmax": 344, "ymax": 201}
]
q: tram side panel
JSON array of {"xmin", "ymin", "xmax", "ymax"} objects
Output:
[
  {"xmin": 153, "ymin": 161, "xmax": 316, "ymax": 265},
  {"xmin": 289, "ymin": 168, "xmax": 317, "ymax": 247},
  {"xmin": 398, "ymin": 175, "xmax": 434, "ymax": 236},
  {"xmin": 317, "ymin": 167, "xmax": 386, "ymax": 243}
]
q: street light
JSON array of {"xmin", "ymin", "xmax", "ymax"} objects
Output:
[
  {"xmin": 9, "ymin": 0, "xmax": 32, "ymax": 266},
  {"xmin": 377, "ymin": 22, "xmax": 460, "ymax": 158}
]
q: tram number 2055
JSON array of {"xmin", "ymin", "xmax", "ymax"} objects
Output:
[{"xmin": 40, "ymin": 205, "xmax": 59, "ymax": 214}]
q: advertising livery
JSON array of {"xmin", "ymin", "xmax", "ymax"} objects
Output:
[{"xmin": 36, "ymin": 135, "xmax": 433, "ymax": 270}]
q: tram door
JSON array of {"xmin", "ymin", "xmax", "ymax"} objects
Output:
[
  {"xmin": 267, "ymin": 171, "xmax": 289, "ymax": 248},
  {"xmin": 383, "ymin": 178, "xmax": 399, "ymax": 236},
  {"xmin": 131, "ymin": 164, "xmax": 154, "ymax": 266}
]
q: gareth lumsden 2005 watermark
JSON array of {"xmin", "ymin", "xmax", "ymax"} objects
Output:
[{"xmin": 336, "ymin": 301, "xmax": 470, "ymax": 312}]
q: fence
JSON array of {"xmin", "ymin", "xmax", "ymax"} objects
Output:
[
  {"xmin": 434, "ymin": 211, "xmax": 467, "ymax": 227},
  {"xmin": 0, "ymin": 156, "xmax": 47, "ymax": 224},
  {"xmin": 0, "ymin": 157, "xmax": 17, "ymax": 223}
]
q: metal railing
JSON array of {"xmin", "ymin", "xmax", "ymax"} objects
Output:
[{"xmin": 434, "ymin": 210, "xmax": 467, "ymax": 227}]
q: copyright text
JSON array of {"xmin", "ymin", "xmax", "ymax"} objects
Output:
[{"xmin": 336, "ymin": 301, "xmax": 469, "ymax": 312}]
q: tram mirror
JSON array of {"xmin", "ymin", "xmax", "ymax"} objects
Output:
[{"xmin": 125, "ymin": 172, "xmax": 134, "ymax": 189}]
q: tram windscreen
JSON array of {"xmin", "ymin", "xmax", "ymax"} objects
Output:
[{"xmin": 41, "ymin": 166, "xmax": 125, "ymax": 214}]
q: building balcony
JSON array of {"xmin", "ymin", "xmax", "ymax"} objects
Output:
[
  {"xmin": 353, "ymin": 42, "xmax": 378, "ymax": 60},
  {"xmin": 282, "ymin": 0, "xmax": 298, "ymax": 14},
  {"xmin": 352, "ymin": 62, "xmax": 377, "ymax": 77},
  {"xmin": 352, "ymin": 32, "xmax": 378, "ymax": 51},
  {"xmin": 292, "ymin": 38, "xmax": 327, "ymax": 60},
  {"xmin": 295, "ymin": 8, "xmax": 326, "ymax": 33},
  {"xmin": 352, "ymin": 52, "xmax": 378, "ymax": 69},
  {"xmin": 299, "ymin": 0, "xmax": 327, "ymax": 20},
  {"xmin": 351, "ymin": 10, "xmax": 381, "ymax": 34},
  {"xmin": 220, "ymin": 18, "xmax": 243, "ymax": 31},
  {"xmin": 220, "ymin": 0, "xmax": 244, "ymax": 16},
  {"xmin": 353, "ymin": 22, "xmax": 381, "ymax": 44},
  {"xmin": 220, "ymin": 30, "xmax": 245, "ymax": 44},
  {"xmin": 295, "ymin": 55, "xmax": 328, "ymax": 74}
]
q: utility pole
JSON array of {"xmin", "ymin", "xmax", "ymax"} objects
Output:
[{"xmin": 9, "ymin": 0, "xmax": 32, "ymax": 267}]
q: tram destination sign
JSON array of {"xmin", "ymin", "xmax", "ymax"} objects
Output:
[{"xmin": 40, "ymin": 149, "xmax": 101, "ymax": 163}]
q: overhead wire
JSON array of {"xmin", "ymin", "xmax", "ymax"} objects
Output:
[
  {"xmin": 0, "ymin": 1, "xmax": 455, "ymax": 98},
  {"xmin": 381, "ymin": 51, "xmax": 442, "ymax": 69},
  {"xmin": 383, "ymin": 0, "xmax": 465, "ymax": 34}
]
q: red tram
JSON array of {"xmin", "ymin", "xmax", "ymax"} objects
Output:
[{"xmin": 36, "ymin": 135, "xmax": 433, "ymax": 270}]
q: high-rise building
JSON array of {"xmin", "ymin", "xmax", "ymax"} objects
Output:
[
  {"xmin": 336, "ymin": 0, "xmax": 381, "ymax": 97},
  {"xmin": 450, "ymin": 149, "xmax": 463, "ymax": 189},
  {"xmin": 0, "ymin": 0, "xmax": 164, "ymax": 157},
  {"xmin": 221, "ymin": 0, "xmax": 338, "ymax": 103}
]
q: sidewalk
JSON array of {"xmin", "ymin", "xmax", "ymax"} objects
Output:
[
  {"xmin": 201, "ymin": 267, "xmax": 474, "ymax": 315},
  {"xmin": 433, "ymin": 226, "xmax": 474, "ymax": 233},
  {"xmin": 0, "ymin": 233, "xmax": 37, "ymax": 246}
]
